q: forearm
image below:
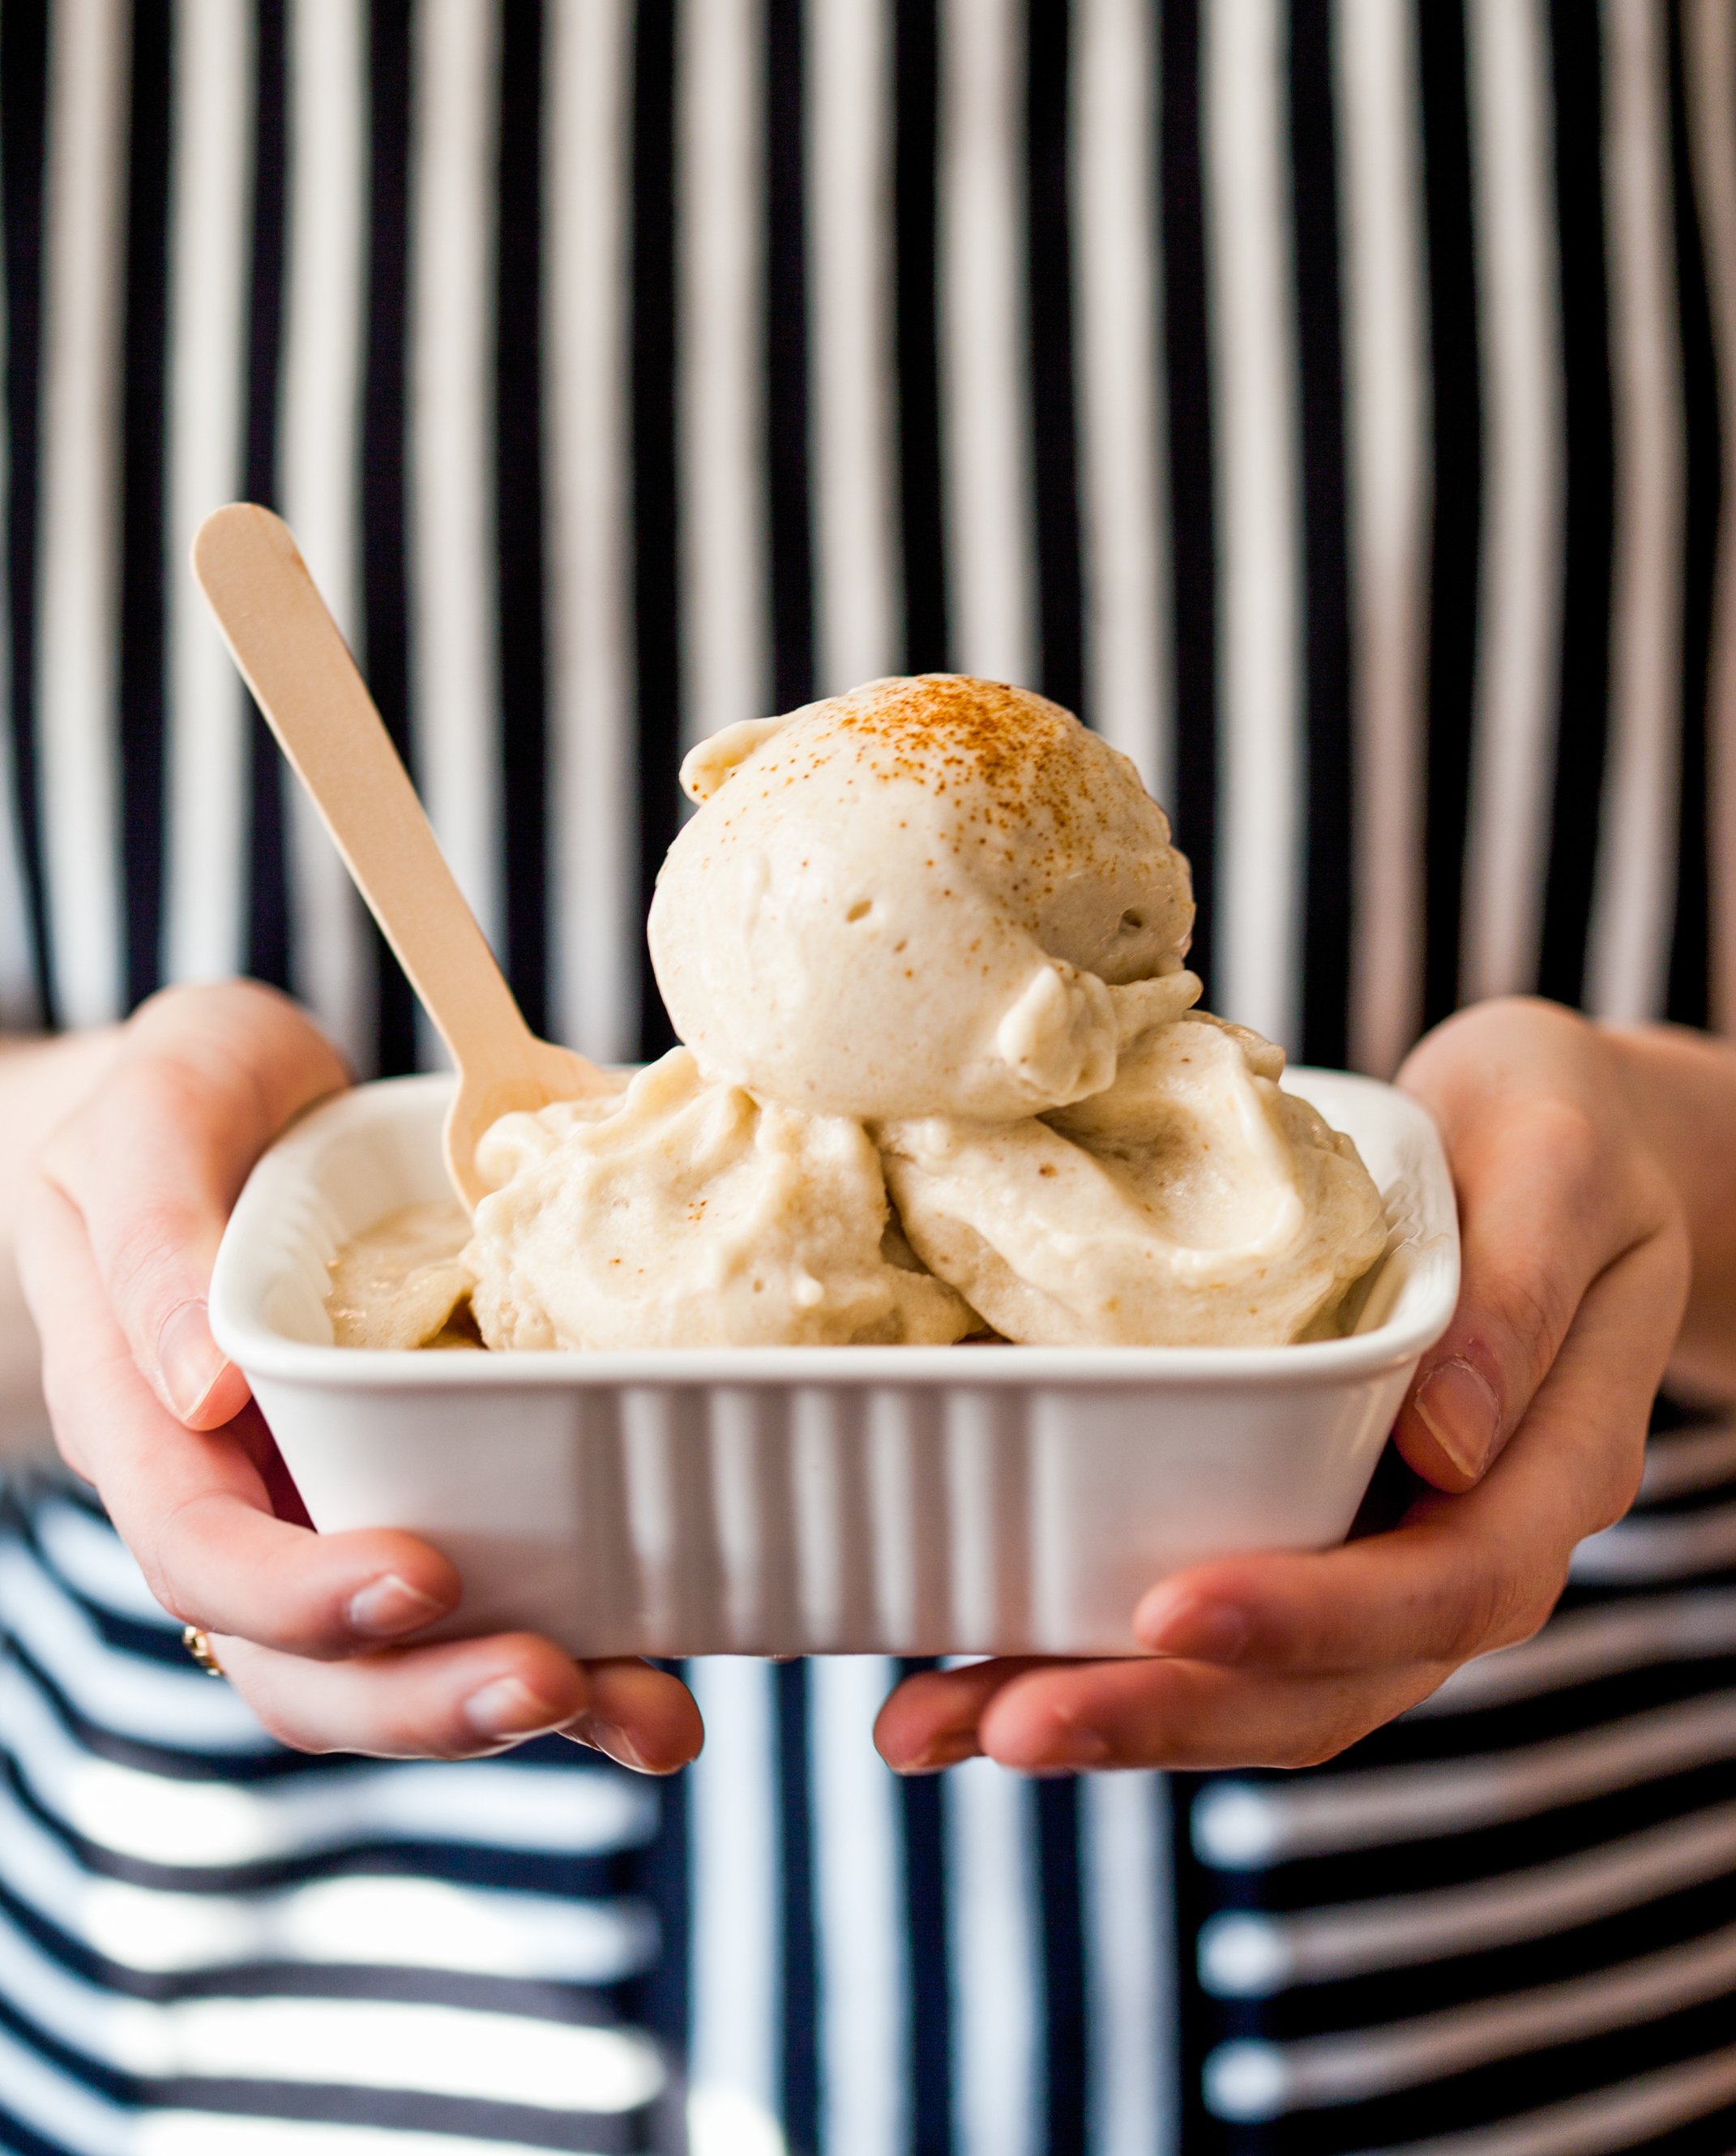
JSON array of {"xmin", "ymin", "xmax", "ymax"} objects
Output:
[
  {"xmin": 0, "ymin": 1029, "xmax": 124, "ymax": 1436},
  {"xmin": 1607, "ymin": 1021, "xmax": 1736, "ymax": 1403}
]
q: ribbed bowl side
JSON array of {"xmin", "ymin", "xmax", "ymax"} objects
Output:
[
  {"xmin": 520, "ymin": 1382, "xmax": 1048, "ymax": 1658},
  {"xmin": 603, "ymin": 1384, "xmax": 968, "ymax": 1658},
  {"xmin": 262, "ymin": 1367, "xmax": 1404, "ymax": 1659},
  {"xmin": 645, "ymin": 1384, "xmax": 1047, "ymax": 1658}
]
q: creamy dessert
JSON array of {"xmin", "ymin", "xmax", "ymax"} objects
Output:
[
  {"xmin": 327, "ymin": 677, "xmax": 1388, "ymax": 1352},
  {"xmin": 326, "ymin": 1200, "xmax": 480, "ymax": 1350},
  {"xmin": 467, "ymin": 1049, "xmax": 976, "ymax": 1350},
  {"xmin": 652, "ymin": 677, "xmax": 1197, "ymax": 1121}
]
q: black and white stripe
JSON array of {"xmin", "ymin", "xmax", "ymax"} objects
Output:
[
  {"xmin": 1185, "ymin": 1410, "xmax": 1736, "ymax": 2153},
  {"xmin": 1071, "ymin": 0, "xmax": 1169, "ymax": 801},
  {"xmin": 35, "ymin": 0, "xmax": 127, "ymax": 1031},
  {"xmin": 406, "ymin": 0, "xmax": 501, "ymax": 977},
  {"xmin": 543, "ymin": 0, "xmax": 637, "ymax": 1066},
  {"xmin": 1683, "ymin": 0, "xmax": 1736, "ymax": 1037},
  {"xmin": 1458, "ymin": 0, "xmax": 1563, "ymax": 1015},
  {"xmin": 162, "ymin": 0, "xmax": 254, "ymax": 992},
  {"xmin": 0, "ymin": 1477, "xmax": 676, "ymax": 2155},
  {"xmin": 1333, "ymin": 0, "xmax": 1428, "ymax": 1076},
  {"xmin": 806, "ymin": 0, "xmax": 900, "ymax": 703},
  {"xmin": 3, "ymin": 6, "xmax": 1736, "ymax": 2154},
  {"xmin": 278, "ymin": 0, "xmax": 370, "ymax": 1067}
]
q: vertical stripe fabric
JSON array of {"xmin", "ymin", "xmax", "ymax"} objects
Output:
[
  {"xmin": 36, "ymin": 0, "xmax": 129, "ymax": 1029},
  {"xmin": 1459, "ymin": 0, "xmax": 1564, "ymax": 1011},
  {"xmin": 116, "ymin": 0, "xmax": 169, "ymax": 1014},
  {"xmin": 1665, "ymin": 0, "xmax": 1717, "ymax": 1030},
  {"xmin": 1416, "ymin": 0, "xmax": 1482, "ymax": 1035},
  {"xmin": 892, "ymin": 0, "xmax": 947, "ymax": 678},
  {"xmin": 939, "ymin": 0, "xmax": 1035, "ymax": 688},
  {"xmin": 1, "ymin": 0, "xmax": 52, "ymax": 1024},
  {"xmin": 806, "ymin": 0, "xmax": 900, "ymax": 700},
  {"xmin": 896, "ymin": 1678, "xmax": 954, "ymax": 2156},
  {"xmin": 1587, "ymin": 0, "xmax": 1685, "ymax": 1025},
  {"xmin": 946, "ymin": 1757, "xmax": 1041, "ymax": 2156},
  {"xmin": 1334, "ymin": 0, "xmax": 1428, "ymax": 1077},
  {"xmin": 809, "ymin": 1656, "xmax": 909, "ymax": 2156},
  {"xmin": 242, "ymin": 0, "xmax": 289, "ymax": 992},
  {"xmin": 279, "ymin": 0, "xmax": 370, "ymax": 1068},
  {"xmin": 1536, "ymin": 0, "xmax": 1615, "ymax": 1011},
  {"xmin": 1070, "ymin": 0, "xmax": 1169, "ymax": 801},
  {"xmin": 545, "ymin": 0, "xmax": 637, "ymax": 1063},
  {"xmin": 360, "ymin": 0, "xmax": 414, "ymax": 1079},
  {"xmin": 677, "ymin": 0, "xmax": 770, "ymax": 754},
  {"xmin": 162, "ymin": 0, "xmax": 254, "ymax": 989},
  {"xmin": 493, "ymin": 0, "xmax": 549, "ymax": 1041},
  {"xmin": 765, "ymin": 0, "xmax": 815, "ymax": 721},
  {"xmin": 1024, "ymin": 0, "xmax": 1084, "ymax": 730},
  {"xmin": 1688, "ymin": 0, "xmax": 1736, "ymax": 1037},
  {"xmin": 407, "ymin": 0, "xmax": 500, "ymax": 963},
  {"xmin": 1203, "ymin": 0, "xmax": 1302, "ymax": 1051},
  {"xmin": 1081, "ymin": 1772, "xmax": 1177, "ymax": 2156},
  {"xmin": 0, "ymin": 75, "xmax": 33, "ymax": 1027},
  {"xmin": 1158, "ymin": 0, "xmax": 1218, "ymax": 996},
  {"xmin": 2, "ymin": 11, "xmax": 1736, "ymax": 2156},
  {"xmin": 686, "ymin": 1655, "xmax": 784, "ymax": 2147},
  {"xmin": 630, "ymin": 0, "xmax": 682, "ymax": 1059},
  {"xmin": 1289, "ymin": 0, "xmax": 1353, "ymax": 1072}
]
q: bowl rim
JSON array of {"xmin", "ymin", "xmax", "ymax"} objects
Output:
[{"xmin": 211, "ymin": 1067, "xmax": 1460, "ymax": 1392}]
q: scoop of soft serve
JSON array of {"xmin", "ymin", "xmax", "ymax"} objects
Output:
[
  {"xmin": 650, "ymin": 675, "xmax": 1201, "ymax": 1119},
  {"xmin": 463, "ymin": 676, "xmax": 1387, "ymax": 1350}
]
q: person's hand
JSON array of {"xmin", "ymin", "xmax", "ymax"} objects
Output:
[
  {"xmin": 19, "ymin": 981, "xmax": 702, "ymax": 1771},
  {"xmin": 874, "ymin": 997, "xmax": 1691, "ymax": 1774}
]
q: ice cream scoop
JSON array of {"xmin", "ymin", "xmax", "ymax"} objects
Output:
[
  {"xmin": 649, "ymin": 676, "xmax": 1199, "ymax": 1123},
  {"xmin": 465, "ymin": 1048, "xmax": 978, "ymax": 1350},
  {"xmin": 879, "ymin": 1012, "xmax": 1390, "ymax": 1346}
]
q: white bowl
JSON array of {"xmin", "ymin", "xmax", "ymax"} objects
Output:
[{"xmin": 209, "ymin": 1071, "xmax": 1458, "ymax": 1659}]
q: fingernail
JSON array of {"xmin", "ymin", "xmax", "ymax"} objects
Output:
[
  {"xmin": 892, "ymin": 1730, "xmax": 981, "ymax": 1776},
  {"xmin": 562, "ymin": 1713, "xmax": 652, "ymax": 1773},
  {"xmin": 156, "ymin": 1300, "xmax": 233, "ymax": 1423},
  {"xmin": 464, "ymin": 1676, "xmax": 570, "ymax": 1741},
  {"xmin": 1413, "ymin": 1356, "xmax": 1501, "ymax": 1480},
  {"xmin": 1138, "ymin": 1592, "xmax": 1253, "ymax": 1662},
  {"xmin": 348, "ymin": 1572, "xmax": 447, "ymax": 1641}
]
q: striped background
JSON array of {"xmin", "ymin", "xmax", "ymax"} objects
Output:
[
  {"xmin": 2, "ymin": 4, "xmax": 1736, "ymax": 2154},
  {"xmin": 1, "ymin": 0, "xmax": 1730, "ymax": 1072}
]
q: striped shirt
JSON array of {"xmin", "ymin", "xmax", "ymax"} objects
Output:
[{"xmin": 1, "ymin": 2, "xmax": 1734, "ymax": 2151}]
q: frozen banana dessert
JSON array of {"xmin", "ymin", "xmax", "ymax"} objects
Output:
[
  {"xmin": 326, "ymin": 1200, "xmax": 480, "ymax": 1350},
  {"xmin": 879, "ymin": 1012, "xmax": 1385, "ymax": 1347},
  {"xmin": 327, "ymin": 676, "xmax": 1388, "ymax": 1352},
  {"xmin": 466, "ymin": 1048, "xmax": 976, "ymax": 1350},
  {"xmin": 650, "ymin": 676, "xmax": 1198, "ymax": 1122}
]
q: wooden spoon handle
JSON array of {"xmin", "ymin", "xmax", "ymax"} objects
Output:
[{"xmin": 193, "ymin": 503, "xmax": 534, "ymax": 1080}]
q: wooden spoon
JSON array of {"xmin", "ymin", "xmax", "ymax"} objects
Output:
[{"xmin": 194, "ymin": 502, "xmax": 614, "ymax": 1212}]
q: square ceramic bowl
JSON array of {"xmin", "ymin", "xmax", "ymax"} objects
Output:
[{"xmin": 208, "ymin": 1071, "xmax": 1458, "ymax": 1659}]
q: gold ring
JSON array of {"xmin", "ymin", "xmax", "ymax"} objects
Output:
[{"xmin": 182, "ymin": 1625, "xmax": 225, "ymax": 1679}]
